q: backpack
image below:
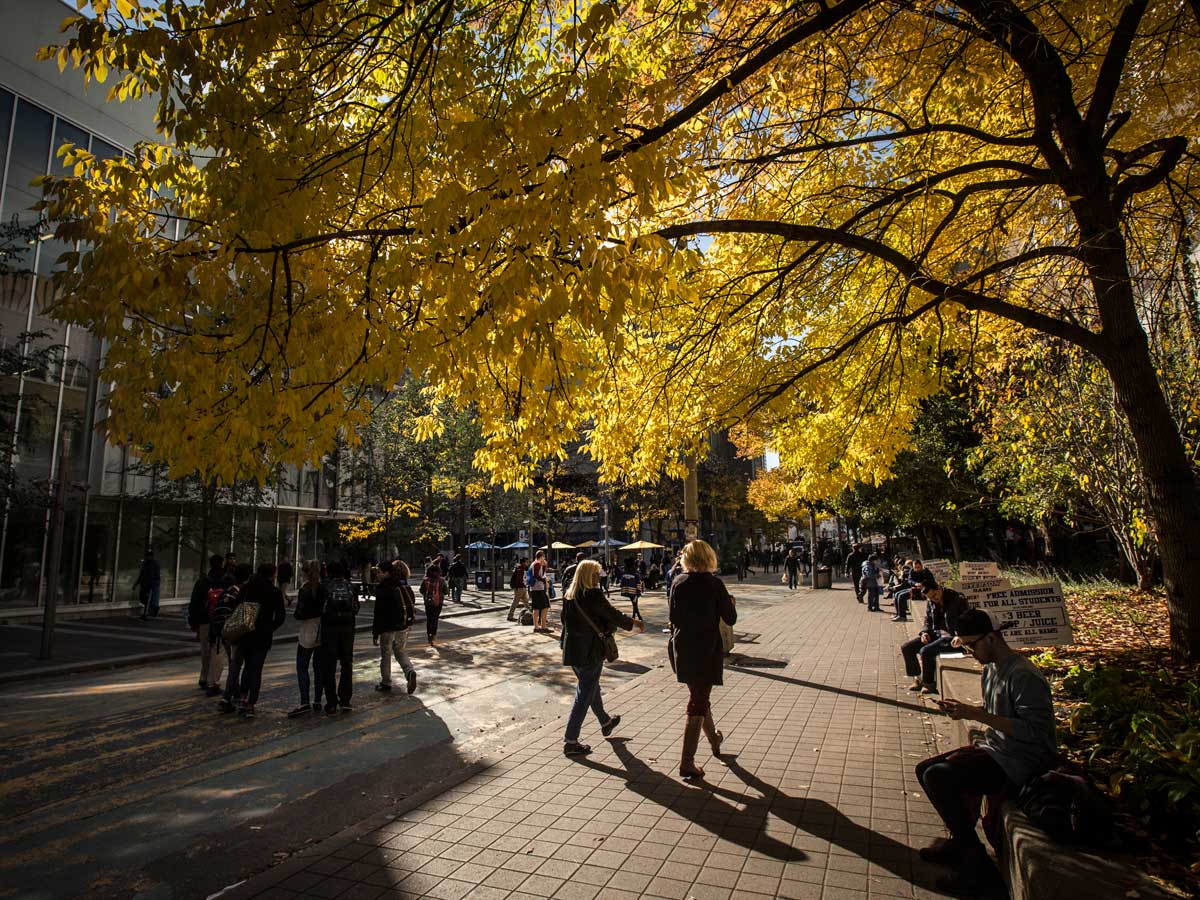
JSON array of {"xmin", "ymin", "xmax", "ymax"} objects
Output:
[
  {"xmin": 423, "ymin": 577, "xmax": 443, "ymax": 607},
  {"xmin": 525, "ymin": 566, "xmax": 537, "ymax": 589},
  {"xmin": 206, "ymin": 585, "xmax": 226, "ymax": 619},
  {"xmin": 324, "ymin": 579, "xmax": 357, "ymax": 625},
  {"xmin": 1017, "ymin": 769, "xmax": 1115, "ymax": 847}
]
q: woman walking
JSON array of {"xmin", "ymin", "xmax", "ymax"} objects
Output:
[
  {"xmin": 561, "ymin": 560, "xmax": 644, "ymax": 756},
  {"xmin": 234, "ymin": 563, "xmax": 287, "ymax": 718},
  {"xmin": 669, "ymin": 539, "xmax": 736, "ymax": 780},
  {"xmin": 289, "ymin": 560, "xmax": 324, "ymax": 717},
  {"xmin": 529, "ymin": 549, "xmax": 553, "ymax": 634},
  {"xmin": 420, "ymin": 564, "xmax": 447, "ymax": 646}
]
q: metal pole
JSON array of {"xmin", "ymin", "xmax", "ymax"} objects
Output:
[{"xmin": 39, "ymin": 447, "xmax": 70, "ymax": 659}]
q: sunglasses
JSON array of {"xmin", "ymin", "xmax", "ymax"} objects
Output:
[{"xmin": 958, "ymin": 634, "xmax": 989, "ymax": 650}]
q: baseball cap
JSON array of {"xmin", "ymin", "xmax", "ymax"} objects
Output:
[{"xmin": 953, "ymin": 608, "xmax": 1012, "ymax": 638}]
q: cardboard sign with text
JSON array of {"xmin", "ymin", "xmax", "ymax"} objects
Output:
[
  {"xmin": 966, "ymin": 582, "xmax": 1074, "ymax": 647},
  {"xmin": 923, "ymin": 558, "xmax": 955, "ymax": 585},
  {"xmin": 960, "ymin": 561, "xmax": 1001, "ymax": 580},
  {"xmin": 960, "ymin": 576, "xmax": 1012, "ymax": 597}
]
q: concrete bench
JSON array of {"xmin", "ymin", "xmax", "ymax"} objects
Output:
[{"xmin": 931, "ymin": 654, "xmax": 1172, "ymax": 900}]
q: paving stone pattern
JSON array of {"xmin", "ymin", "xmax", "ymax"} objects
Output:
[{"xmin": 241, "ymin": 586, "xmax": 957, "ymax": 900}]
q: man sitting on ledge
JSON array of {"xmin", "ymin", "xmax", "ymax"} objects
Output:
[
  {"xmin": 915, "ymin": 609, "xmax": 1058, "ymax": 895},
  {"xmin": 900, "ymin": 582, "xmax": 968, "ymax": 694}
]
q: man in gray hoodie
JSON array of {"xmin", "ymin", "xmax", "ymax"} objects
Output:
[{"xmin": 914, "ymin": 609, "xmax": 1057, "ymax": 895}]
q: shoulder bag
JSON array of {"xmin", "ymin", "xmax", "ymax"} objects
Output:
[{"xmin": 573, "ymin": 598, "xmax": 619, "ymax": 663}]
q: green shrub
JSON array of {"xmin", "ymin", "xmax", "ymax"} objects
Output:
[{"xmin": 1059, "ymin": 662, "xmax": 1200, "ymax": 844}]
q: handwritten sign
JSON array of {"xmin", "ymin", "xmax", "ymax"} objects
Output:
[
  {"xmin": 960, "ymin": 561, "xmax": 1001, "ymax": 580},
  {"xmin": 960, "ymin": 576, "xmax": 1012, "ymax": 597},
  {"xmin": 924, "ymin": 558, "xmax": 954, "ymax": 585},
  {"xmin": 966, "ymin": 582, "xmax": 1074, "ymax": 647}
]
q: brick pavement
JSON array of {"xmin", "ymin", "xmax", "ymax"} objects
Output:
[{"xmin": 230, "ymin": 584, "xmax": 955, "ymax": 900}]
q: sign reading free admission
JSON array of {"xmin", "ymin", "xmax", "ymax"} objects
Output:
[{"xmin": 966, "ymin": 582, "xmax": 1074, "ymax": 648}]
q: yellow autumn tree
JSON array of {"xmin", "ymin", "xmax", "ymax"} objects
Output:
[{"xmin": 38, "ymin": 0, "xmax": 1200, "ymax": 658}]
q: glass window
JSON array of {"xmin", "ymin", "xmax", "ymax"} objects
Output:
[
  {"xmin": 0, "ymin": 89, "xmax": 14, "ymax": 201},
  {"xmin": 150, "ymin": 508, "xmax": 179, "ymax": 598},
  {"xmin": 79, "ymin": 497, "xmax": 118, "ymax": 604},
  {"xmin": 2, "ymin": 100, "xmax": 53, "ymax": 272},
  {"xmin": 36, "ymin": 119, "xmax": 91, "ymax": 278},
  {"xmin": 254, "ymin": 508, "xmax": 277, "ymax": 571}
]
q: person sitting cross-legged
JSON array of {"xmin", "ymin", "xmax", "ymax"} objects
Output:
[
  {"xmin": 915, "ymin": 609, "xmax": 1057, "ymax": 895},
  {"xmin": 900, "ymin": 583, "xmax": 968, "ymax": 694}
]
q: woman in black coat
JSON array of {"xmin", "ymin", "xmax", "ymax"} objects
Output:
[
  {"xmin": 560, "ymin": 559, "xmax": 644, "ymax": 756},
  {"xmin": 669, "ymin": 540, "xmax": 737, "ymax": 780},
  {"xmin": 233, "ymin": 563, "xmax": 287, "ymax": 718}
]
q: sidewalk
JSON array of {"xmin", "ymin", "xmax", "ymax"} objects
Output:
[
  {"xmin": 0, "ymin": 591, "xmax": 508, "ymax": 684},
  {"xmin": 222, "ymin": 582, "xmax": 952, "ymax": 900}
]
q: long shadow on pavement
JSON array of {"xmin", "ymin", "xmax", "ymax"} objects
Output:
[{"xmin": 727, "ymin": 665, "xmax": 931, "ymax": 714}]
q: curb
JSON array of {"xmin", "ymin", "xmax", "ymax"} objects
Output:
[{"xmin": 0, "ymin": 603, "xmax": 510, "ymax": 686}]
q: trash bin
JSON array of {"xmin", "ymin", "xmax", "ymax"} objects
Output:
[
  {"xmin": 474, "ymin": 570, "xmax": 492, "ymax": 590},
  {"xmin": 814, "ymin": 566, "xmax": 832, "ymax": 589}
]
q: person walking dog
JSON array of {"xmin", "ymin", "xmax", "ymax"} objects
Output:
[
  {"xmin": 668, "ymin": 539, "xmax": 737, "ymax": 781},
  {"xmin": 560, "ymin": 560, "xmax": 644, "ymax": 756}
]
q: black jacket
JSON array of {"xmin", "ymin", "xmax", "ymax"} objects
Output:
[
  {"xmin": 373, "ymin": 575, "xmax": 416, "ymax": 635},
  {"xmin": 668, "ymin": 572, "xmax": 736, "ymax": 686},
  {"xmin": 294, "ymin": 582, "xmax": 322, "ymax": 620},
  {"xmin": 845, "ymin": 551, "xmax": 867, "ymax": 578},
  {"xmin": 240, "ymin": 574, "xmax": 287, "ymax": 648},
  {"xmin": 187, "ymin": 567, "xmax": 225, "ymax": 627},
  {"xmin": 448, "ymin": 561, "xmax": 468, "ymax": 580},
  {"xmin": 561, "ymin": 587, "xmax": 634, "ymax": 668},
  {"xmin": 922, "ymin": 589, "xmax": 970, "ymax": 637}
]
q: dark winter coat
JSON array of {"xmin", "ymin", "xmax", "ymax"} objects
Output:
[
  {"xmin": 561, "ymin": 586, "xmax": 634, "ymax": 668},
  {"xmin": 921, "ymin": 588, "xmax": 970, "ymax": 637},
  {"xmin": 294, "ymin": 582, "xmax": 322, "ymax": 621},
  {"xmin": 240, "ymin": 574, "xmax": 287, "ymax": 649},
  {"xmin": 187, "ymin": 567, "xmax": 224, "ymax": 627},
  {"xmin": 373, "ymin": 575, "xmax": 415, "ymax": 635},
  {"xmin": 668, "ymin": 572, "xmax": 736, "ymax": 686}
]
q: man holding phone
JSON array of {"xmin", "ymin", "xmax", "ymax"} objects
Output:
[{"xmin": 914, "ymin": 609, "xmax": 1057, "ymax": 894}]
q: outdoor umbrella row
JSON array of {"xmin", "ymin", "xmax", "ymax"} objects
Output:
[{"xmin": 466, "ymin": 539, "xmax": 664, "ymax": 550}]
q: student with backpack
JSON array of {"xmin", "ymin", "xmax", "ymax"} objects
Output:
[
  {"xmin": 507, "ymin": 557, "xmax": 529, "ymax": 622},
  {"xmin": 230, "ymin": 563, "xmax": 287, "ymax": 718},
  {"xmin": 319, "ymin": 560, "xmax": 360, "ymax": 714},
  {"xmin": 217, "ymin": 563, "xmax": 254, "ymax": 712},
  {"xmin": 618, "ymin": 557, "xmax": 644, "ymax": 621},
  {"xmin": 373, "ymin": 560, "xmax": 418, "ymax": 693},
  {"xmin": 421, "ymin": 564, "xmax": 448, "ymax": 645},
  {"xmin": 448, "ymin": 554, "xmax": 468, "ymax": 604},
  {"xmin": 187, "ymin": 554, "xmax": 226, "ymax": 692},
  {"xmin": 289, "ymin": 559, "xmax": 325, "ymax": 717}
]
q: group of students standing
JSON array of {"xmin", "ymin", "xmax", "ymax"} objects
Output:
[{"xmin": 185, "ymin": 553, "xmax": 460, "ymax": 717}]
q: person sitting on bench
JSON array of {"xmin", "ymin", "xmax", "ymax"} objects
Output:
[
  {"xmin": 900, "ymin": 582, "xmax": 968, "ymax": 694},
  {"xmin": 915, "ymin": 609, "xmax": 1057, "ymax": 895}
]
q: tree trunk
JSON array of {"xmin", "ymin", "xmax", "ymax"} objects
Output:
[
  {"xmin": 1099, "ymin": 294, "xmax": 1200, "ymax": 661},
  {"xmin": 946, "ymin": 526, "xmax": 962, "ymax": 563}
]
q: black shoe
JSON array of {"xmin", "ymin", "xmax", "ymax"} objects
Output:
[
  {"xmin": 218, "ymin": 699, "xmax": 235, "ymax": 713},
  {"xmin": 237, "ymin": 706, "xmax": 248, "ymax": 717},
  {"xmin": 198, "ymin": 679, "xmax": 207, "ymax": 690},
  {"xmin": 243, "ymin": 706, "xmax": 256, "ymax": 719},
  {"xmin": 406, "ymin": 671, "xmax": 417, "ymax": 694},
  {"xmin": 934, "ymin": 848, "xmax": 1001, "ymax": 894},
  {"xmin": 287, "ymin": 704, "xmax": 312, "ymax": 718},
  {"xmin": 205, "ymin": 686, "xmax": 222, "ymax": 697},
  {"xmin": 340, "ymin": 703, "xmax": 354, "ymax": 712},
  {"xmin": 601, "ymin": 715, "xmax": 621, "ymax": 737},
  {"xmin": 375, "ymin": 683, "xmax": 392, "ymax": 692},
  {"xmin": 563, "ymin": 741, "xmax": 592, "ymax": 756},
  {"xmin": 919, "ymin": 838, "xmax": 960, "ymax": 866},
  {"xmin": 325, "ymin": 704, "xmax": 339, "ymax": 715}
]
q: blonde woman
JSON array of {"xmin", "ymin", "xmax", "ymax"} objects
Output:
[
  {"xmin": 669, "ymin": 540, "xmax": 737, "ymax": 780},
  {"xmin": 560, "ymin": 559, "xmax": 645, "ymax": 756}
]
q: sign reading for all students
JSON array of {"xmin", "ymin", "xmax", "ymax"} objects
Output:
[{"xmin": 965, "ymin": 582, "xmax": 1074, "ymax": 648}]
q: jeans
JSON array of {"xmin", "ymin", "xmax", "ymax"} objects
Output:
[
  {"xmin": 450, "ymin": 577, "xmax": 465, "ymax": 604},
  {"xmin": 894, "ymin": 587, "xmax": 913, "ymax": 618},
  {"xmin": 425, "ymin": 600, "xmax": 442, "ymax": 639},
  {"xmin": 786, "ymin": 570, "xmax": 798, "ymax": 590},
  {"xmin": 901, "ymin": 634, "xmax": 955, "ymax": 685},
  {"xmin": 916, "ymin": 747, "xmax": 1008, "ymax": 850},
  {"xmin": 223, "ymin": 642, "xmax": 245, "ymax": 703},
  {"xmin": 322, "ymin": 625, "xmax": 356, "ymax": 707},
  {"xmin": 140, "ymin": 585, "xmax": 160, "ymax": 616},
  {"xmin": 379, "ymin": 629, "xmax": 415, "ymax": 685},
  {"xmin": 864, "ymin": 582, "xmax": 880, "ymax": 611},
  {"xmin": 240, "ymin": 641, "xmax": 271, "ymax": 706},
  {"xmin": 565, "ymin": 662, "xmax": 609, "ymax": 742},
  {"xmin": 297, "ymin": 644, "xmax": 323, "ymax": 706}
]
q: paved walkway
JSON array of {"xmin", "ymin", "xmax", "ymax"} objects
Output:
[{"xmin": 225, "ymin": 583, "xmax": 953, "ymax": 900}]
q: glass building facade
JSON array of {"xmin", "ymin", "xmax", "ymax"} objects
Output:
[{"xmin": 0, "ymin": 36, "xmax": 369, "ymax": 610}]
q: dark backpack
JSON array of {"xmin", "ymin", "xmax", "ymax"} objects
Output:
[
  {"xmin": 206, "ymin": 585, "xmax": 226, "ymax": 619},
  {"xmin": 324, "ymin": 579, "xmax": 357, "ymax": 624},
  {"xmin": 1017, "ymin": 769, "xmax": 1115, "ymax": 847}
]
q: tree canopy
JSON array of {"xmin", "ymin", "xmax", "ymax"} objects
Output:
[{"xmin": 39, "ymin": 0, "xmax": 1200, "ymax": 655}]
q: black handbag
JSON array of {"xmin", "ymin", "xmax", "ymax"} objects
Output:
[{"xmin": 573, "ymin": 600, "xmax": 619, "ymax": 663}]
